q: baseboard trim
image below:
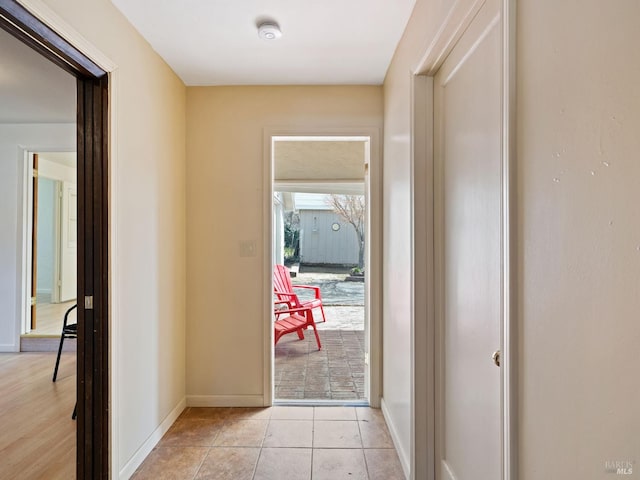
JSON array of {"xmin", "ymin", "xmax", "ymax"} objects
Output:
[
  {"xmin": 36, "ymin": 290, "xmax": 52, "ymax": 303},
  {"xmin": 0, "ymin": 344, "xmax": 19, "ymax": 352},
  {"xmin": 442, "ymin": 459, "xmax": 459, "ymax": 480},
  {"xmin": 20, "ymin": 336, "xmax": 75, "ymax": 352},
  {"xmin": 186, "ymin": 395, "xmax": 265, "ymax": 407},
  {"xmin": 118, "ymin": 396, "xmax": 186, "ymax": 480},
  {"xmin": 381, "ymin": 398, "xmax": 411, "ymax": 480}
]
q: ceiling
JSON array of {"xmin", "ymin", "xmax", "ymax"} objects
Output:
[
  {"xmin": 274, "ymin": 140, "xmax": 365, "ymax": 195},
  {"xmin": 0, "ymin": 1, "xmax": 415, "ymax": 122},
  {"xmin": 275, "ymin": 140, "xmax": 365, "ymax": 181},
  {"xmin": 110, "ymin": 0, "xmax": 416, "ymax": 85},
  {"xmin": 0, "ymin": 28, "xmax": 76, "ymax": 124}
]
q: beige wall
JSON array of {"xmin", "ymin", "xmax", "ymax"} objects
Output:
[
  {"xmin": 39, "ymin": 0, "xmax": 187, "ymax": 477},
  {"xmin": 387, "ymin": 0, "xmax": 640, "ymax": 478},
  {"xmin": 517, "ymin": 1, "xmax": 640, "ymax": 477},
  {"xmin": 185, "ymin": 86, "xmax": 382, "ymax": 402}
]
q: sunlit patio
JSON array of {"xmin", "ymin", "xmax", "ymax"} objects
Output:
[{"xmin": 274, "ymin": 270, "xmax": 366, "ymax": 402}]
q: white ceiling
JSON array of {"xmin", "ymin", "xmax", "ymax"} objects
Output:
[
  {"xmin": 110, "ymin": 0, "xmax": 416, "ymax": 85},
  {"xmin": 0, "ymin": 28, "xmax": 76, "ymax": 124}
]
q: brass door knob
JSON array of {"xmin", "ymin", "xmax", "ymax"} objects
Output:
[{"xmin": 492, "ymin": 350, "xmax": 501, "ymax": 367}]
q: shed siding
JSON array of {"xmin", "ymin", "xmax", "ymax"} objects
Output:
[{"xmin": 299, "ymin": 210, "xmax": 359, "ymax": 265}]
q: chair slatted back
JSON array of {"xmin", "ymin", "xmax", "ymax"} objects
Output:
[{"xmin": 273, "ymin": 264, "xmax": 302, "ymax": 308}]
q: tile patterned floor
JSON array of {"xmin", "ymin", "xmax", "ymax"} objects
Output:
[
  {"xmin": 132, "ymin": 406, "xmax": 405, "ymax": 480},
  {"xmin": 274, "ymin": 330, "xmax": 365, "ymax": 400}
]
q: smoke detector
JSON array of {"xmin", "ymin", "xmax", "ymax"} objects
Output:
[{"xmin": 258, "ymin": 22, "xmax": 282, "ymax": 40}]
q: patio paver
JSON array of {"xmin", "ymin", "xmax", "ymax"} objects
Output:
[{"xmin": 274, "ymin": 330, "xmax": 365, "ymax": 401}]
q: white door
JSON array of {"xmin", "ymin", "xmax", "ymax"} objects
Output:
[
  {"xmin": 434, "ymin": 0, "xmax": 503, "ymax": 478},
  {"xmin": 59, "ymin": 181, "xmax": 77, "ymax": 302}
]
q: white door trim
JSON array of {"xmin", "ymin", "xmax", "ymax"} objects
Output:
[
  {"xmin": 53, "ymin": 180, "xmax": 62, "ymax": 304},
  {"xmin": 410, "ymin": 74, "xmax": 435, "ymax": 480},
  {"xmin": 410, "ymin": 0, "xmax": 516, "ymax": 478},
  {"xmin": 501, "ymin": 1, "xmax": 518, "ymax": 478},
  {"xmin": 263, "ymin": 127, "xmax": 382, "ymax": 407}
]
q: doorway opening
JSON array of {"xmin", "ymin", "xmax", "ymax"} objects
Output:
[
  {"xmin": 23, "ymin": 151, "xmax": 78, "ymax": 340},
  {"xmin": 0, "ymin": 1, "xmax": 110, "ymax": 477},
  {"xmin": 0, "ymin": 23, "xmax": 78, "ymax": 478},
  {"xmin": 271, "ymin": 135, "xmax": 372, "ymax": 405}
]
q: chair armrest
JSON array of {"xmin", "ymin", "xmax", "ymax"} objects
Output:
[
  {"xmin": 274, "ymin": 305, "xmax": 312, "ymax": 316},
  {"xmin": 274, "ymin": 290, "xmax": 296, "ymax": 298},
  {"xmin": 292, "ymin": 285, "xmax": 321, "ymax": 299}
]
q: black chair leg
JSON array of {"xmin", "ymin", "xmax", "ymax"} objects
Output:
[
  {"xmin": 52, "ymin": 333, "xmax": 66, "ymax": 382},
  {"xmin": 72, "ymin": 402, "xmax": 77, "ymax": 420}
]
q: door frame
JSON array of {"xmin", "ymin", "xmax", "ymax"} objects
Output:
[
  {"xmin": 22, "ymin": 153, "xmax": 77, "ymax": 333},
  {"xmin": 0, "ymin": 1, "xmax": 115, "ymax": 477},
  {"xmin": 410, "ymin": 0, "xmax": 517, "ymax": 478},
  {"xmin": 21, "ymin": 152, "xmax": 73, "ymax": 336},
  {"xmin": 263, "ymin": 127, "xmax": 382, "ymax": 407}
]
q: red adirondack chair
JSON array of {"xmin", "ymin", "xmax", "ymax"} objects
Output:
[
  {"xmin": 273, "ymin": 306, "xmax": 322, "ymax": 350},
  {"xmin": 273, "ymin": 264, "xmax": 327, "ymax": 323}
]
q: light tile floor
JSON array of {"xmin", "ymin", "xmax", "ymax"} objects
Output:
[{"xmin": 132, "ymin": 406, "xmax": 405, "ymax": 480}]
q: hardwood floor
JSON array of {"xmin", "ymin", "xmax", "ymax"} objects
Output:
[
  {"xmin": 28, "ymin": 300, "xmax": 76, "ymax": 336},
  {"xmin": 0, "ymin": 352, "xmax": 76, "ymax": 479}
]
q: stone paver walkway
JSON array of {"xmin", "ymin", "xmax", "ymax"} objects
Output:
[
  {"xmin": 275, "ymin": 330, "xmax": 365, "ymax": 401},
  {"xmin": 317, "ymin": 306, "xmax": 364, "ymax": 330},
  {"xmin": 275, "ymin": 269, "xmax": 366, "ymax": 401}
]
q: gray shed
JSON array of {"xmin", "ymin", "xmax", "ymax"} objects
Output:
[{"xmin": 296, "ymin": 193, "xmax": 359, "ymax": 266}]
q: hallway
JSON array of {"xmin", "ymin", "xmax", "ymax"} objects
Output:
[{"xmin": 132, "ymin": 406, "xmax": 404, "ymax": 479}]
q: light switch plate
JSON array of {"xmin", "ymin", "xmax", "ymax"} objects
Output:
[{"xmin": 239, "ymin": 240, "xmax": 257, "ymax": 257}]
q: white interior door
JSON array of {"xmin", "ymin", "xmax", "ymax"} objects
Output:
[
  {"xmin": 434, "ymin": 0, "xmax": 503, "ymax": 478},
  {"xmin": 59, "ymin": 181, "xmax": 77, "ymax": 302}
]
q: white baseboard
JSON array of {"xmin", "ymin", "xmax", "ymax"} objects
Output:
[
  {"xmin": 381, "ymin": 398, "xmax": 411, "ymax": 480},
  {"xmin": 20, "ymin": 337, "xmax": 75, "ymax": 352},
  {"xmin": 442, "ymin": 459, "xmax": 459, "ymax": 480},
  {"xmin": 118, "ymin": 397, "xmax": 186, "ymax": 480},
  {"xmin": 186, "ymin": 395, "xmax": 265, "ymax": 407},
  {"xmin": 0, "ymin": 344, "xmax": 20, "ymax": 353},
  {"xmin": 36, "ymin": 290, "xmax": 52, "ymax": 303}
]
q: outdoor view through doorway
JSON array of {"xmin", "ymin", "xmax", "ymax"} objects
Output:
[{"xmin": 272, "ymin": 136, "xmax": 369, "ymax": 404}]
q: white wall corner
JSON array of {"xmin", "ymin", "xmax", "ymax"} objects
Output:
[{"xmin": 118, "ymin": 397, "xmax": 186, "ymax": 480}]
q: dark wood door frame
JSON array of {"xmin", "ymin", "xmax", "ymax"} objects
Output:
[{"xmin": 0, "ymin": 1, "xmax": 109, "ymax": 478}]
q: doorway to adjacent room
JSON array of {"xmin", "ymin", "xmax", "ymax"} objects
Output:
[{"xmin": 24, "ymin": 151, "xmax": 77, "ymax": 339}]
